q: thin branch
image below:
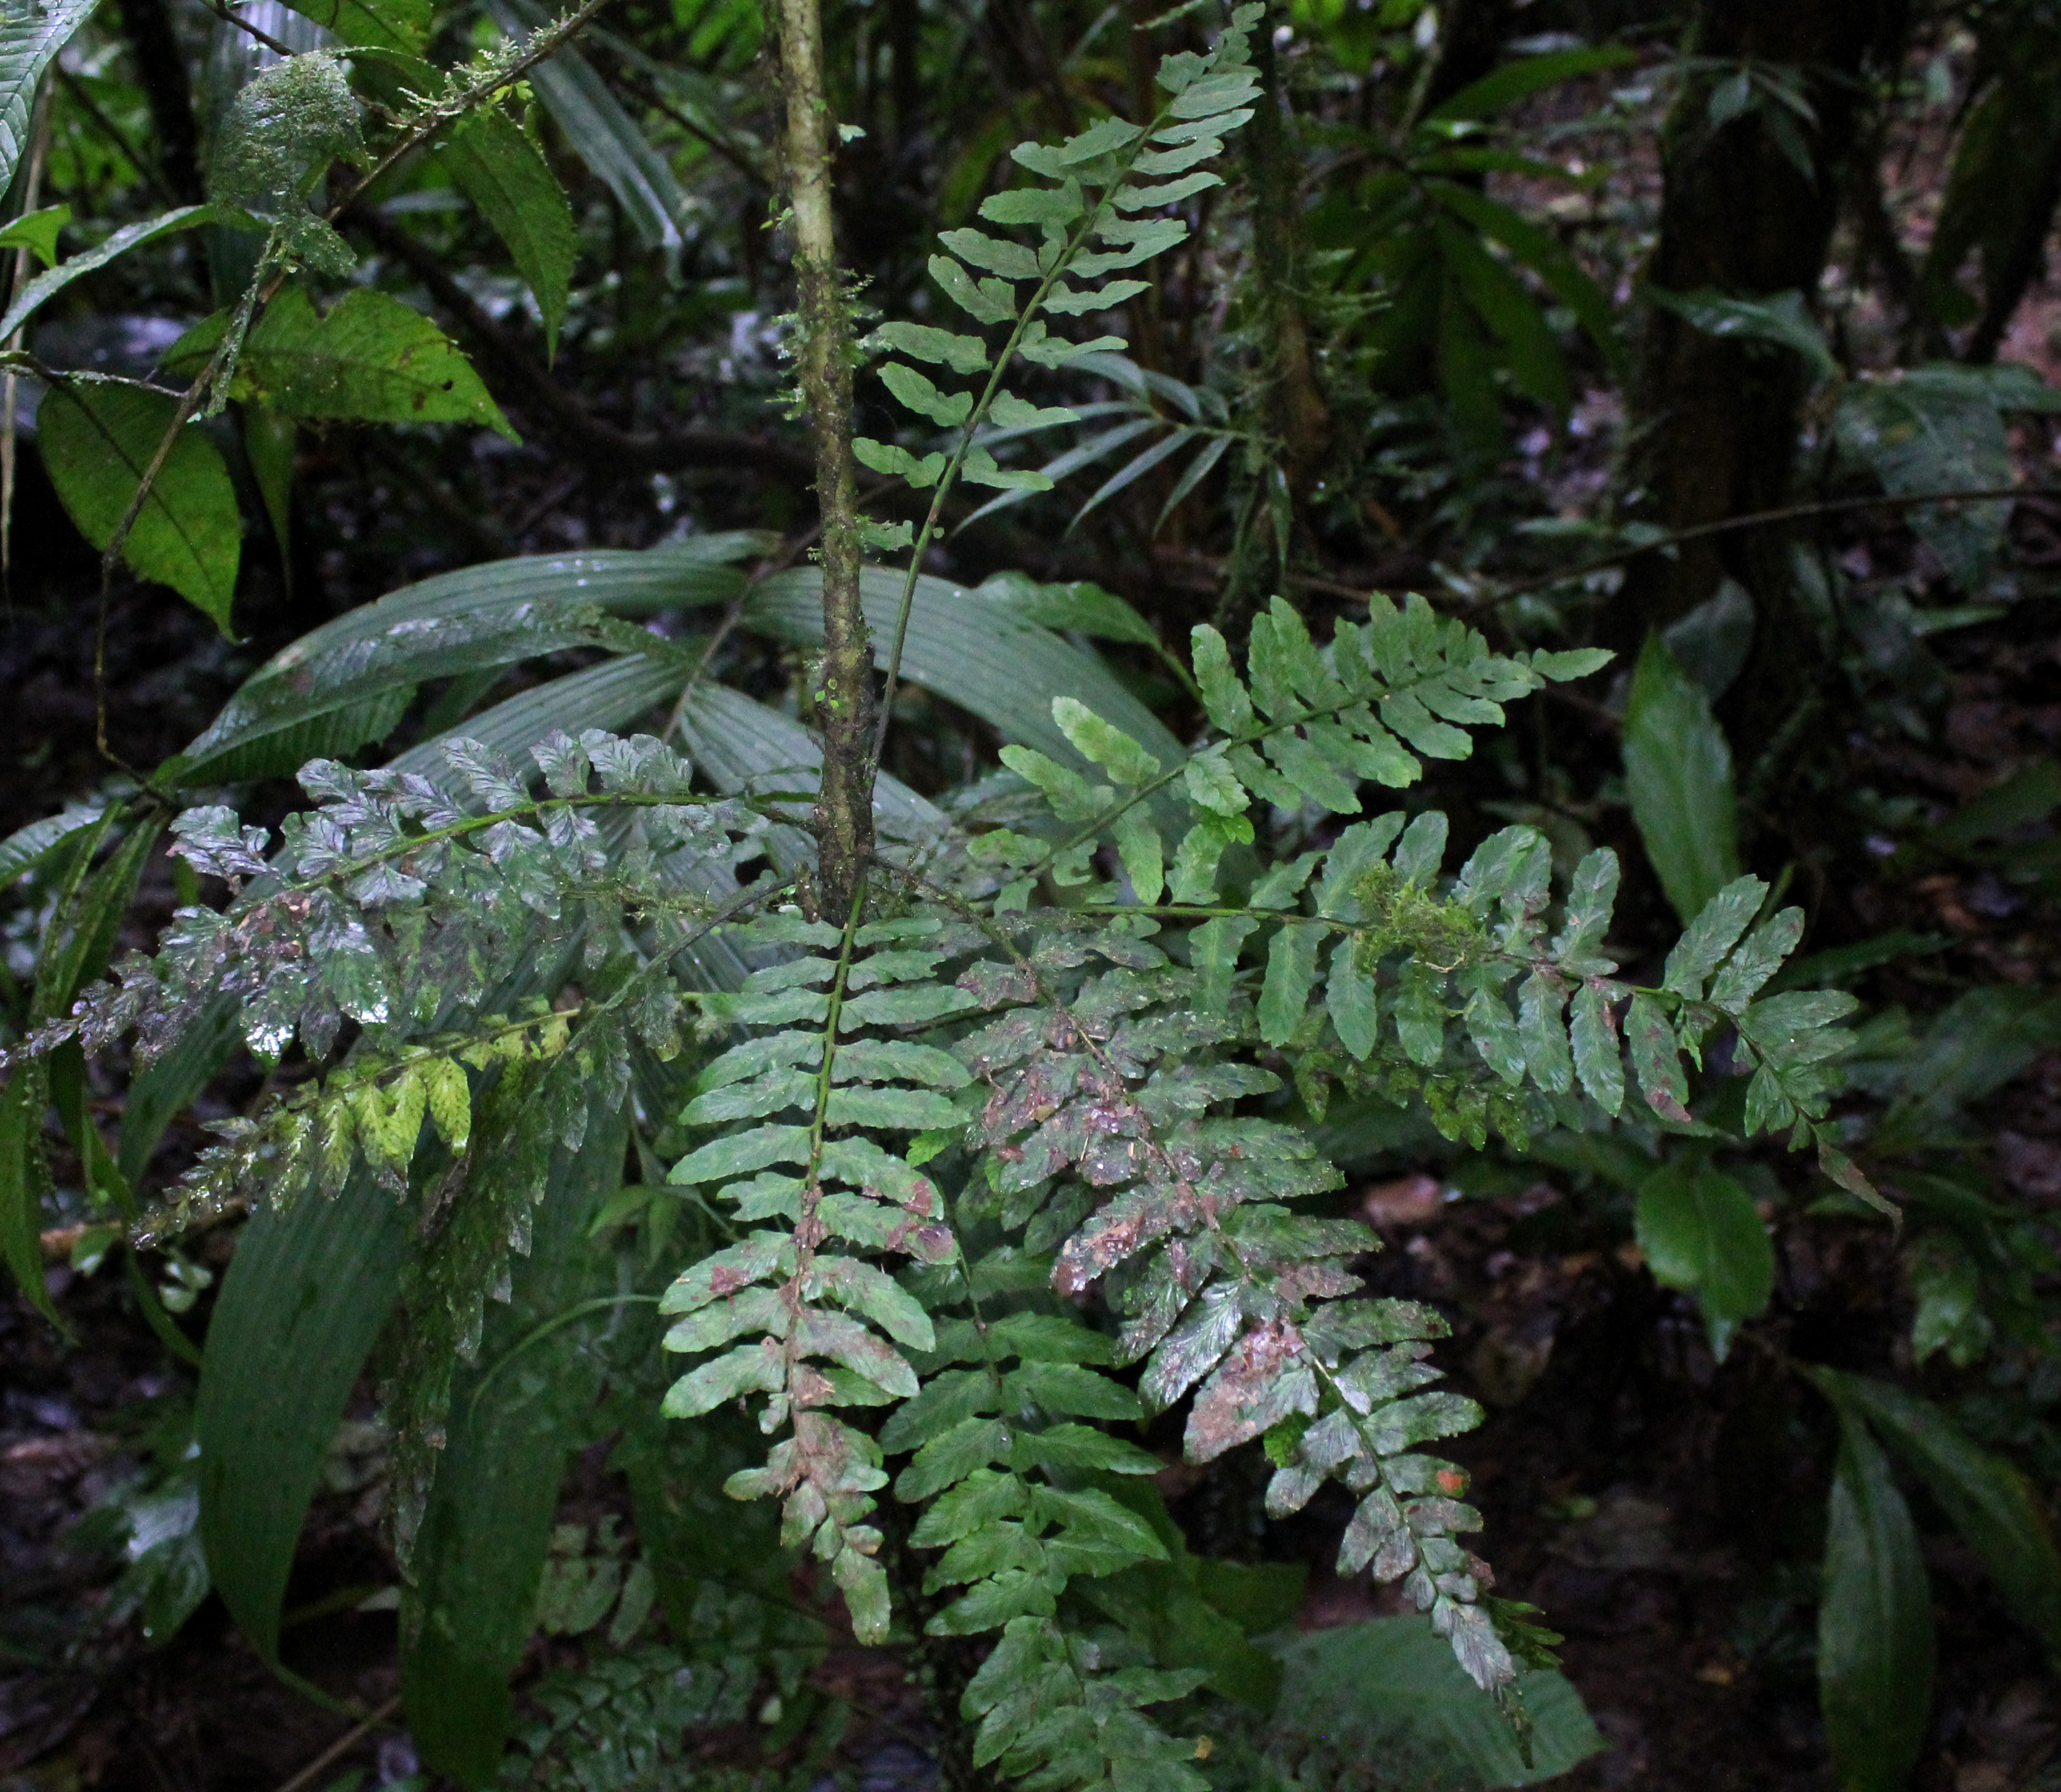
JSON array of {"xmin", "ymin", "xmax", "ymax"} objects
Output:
[
  {"xmin": 203, "ymin": 0, "xmax": 296, "ymax": 58},
  {"xmin": 1474, "ymin": 483, "xmax": 2061, "ymax": 610},
  {"xmin": 271, "ymin": 1698, "xmax": 403, "ymax": 1792},
  {"xmin": 55, "ymin": 65, "xmax": 182, "ymax": 208}
]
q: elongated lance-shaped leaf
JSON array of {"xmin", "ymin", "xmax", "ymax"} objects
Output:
[{"xmin": 0, "ymin": 0, "xmax": 96, "ymax": 193}]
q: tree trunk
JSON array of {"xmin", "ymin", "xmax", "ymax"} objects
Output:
[
  {"xmin": 1609, "ymin": 0, "xmax": 1904, "ymax": 725},
  {"xmin": 772, "ymin": 0, "xmax": 874, "ymax": 919}
]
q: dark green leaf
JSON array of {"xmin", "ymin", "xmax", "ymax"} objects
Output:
[
  {"xmin": 1812, "ymin": 1369, "xmax": 2061, "ymax": 1655},
  {"xmin": 1624, "ymin": 633, "xmax": 1740, "ymax": 926},
  {"xmin": 0, "ymin": 206, "xmax": 226, "ymax": 345},
  {"xmin": 39, "ymin": 376, "xmax": 241, "ymax": 631},
  {"xmin": 1265, "ymin": 1618, "xmax": 1602, "ymax": 1786},
  {"xmin": 444, "ymin": 108, "xmax": 576, "ymax": 356},
  {"xmin": 0, "ymin": 0, "xmax": 94, "ymax": 189},
  {"xmin": 197, "ymin": 1170, "xmax": 409, "ymax": 1661},
  {"xmin": 1633, "ymin": 1165, "xmax": 1773, "ymax": 1355},
  {"xmin": 487, "ymin": 0, "xmax": 689, "ymax": 250},
  {"xmin": 405, "ymin": 1106, "xmax": 627, "ymax": 1786},
  {"xmin": 1818, "ymin": 1410, "xmax": 1935, "ymax": 1792},
  {"xmin": 1427, "ymin": 45, "xmax": 1636, "ymax": 121}
]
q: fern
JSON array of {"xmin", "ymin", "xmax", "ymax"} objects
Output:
[
  {"xmin": 6, "ymin": 8, "xmax": 1870, "ymax": 1782},
  {"xmin": 16, "ymin": 600, "xmax": 1862, "ymax": 1760},
  {"xmin": 857, "ymin": 3, "xmax": 1265, "ymax": 725}
]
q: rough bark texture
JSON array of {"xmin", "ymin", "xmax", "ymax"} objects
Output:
[
  {"xmin": 1611, "ymin": 0, "xmax": 1904, "ymax": 687},
  {"xmin": 773, "ymin": 0, "xmax": 875, "ymax": 918}
]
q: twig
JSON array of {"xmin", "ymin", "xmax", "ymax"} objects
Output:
[
  {"xmin": 1475, "ymin": 484, "xmax": 2061, "ymax": 610},
  {"xmin": 270, "ymin": 1696, "xmax": 403, "ymax": 1792},
  {"xmin": 204, "ymin": 0, "xmax": 296, "ymax": 57},
  {"xmin": 56, "ymin": 67, "xmax": 182, "ymax": 208}
]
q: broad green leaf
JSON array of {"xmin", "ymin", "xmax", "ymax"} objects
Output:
[
  {"xmin": 1818, "ymin": 1411, "xmax": 1935, "ymax": 1792},
  {"xmin": 404, "ymin": 1106, "xmax": 626, "ymax": 1787},
  {"xmin": 1624, "ymin": 633, "xmax": 1740, "ymax": 926},
  {"xmin": 977, "ymin": 572, "xmax": 1159, "ymax": 647},
  {"xmin": 208, "ymin": 55, "xmax": 362, "ymax": 255},
  {"xmin": 174, "ymin": 285, "xmax": 516, "ymax": 438},
  {"xmin": 197, "ymin": 1168, "xmax": 408, "ymax": 1661},
  {"xmin": 1649, "ymin": 286, "xmax": 1837, "ymax": 383},
  {"xmin": 1436, "ymin": 216, "xmax": 1569, "ymax": 412},
  {"xmin": 1879, "ymin": 987, "xmax": 2061, "ymax": 1146},
  {"xmin": 746, "ymin": 568, "xmax": 1183, "ymax": 783},
  {"xmin": 444, "ymin": 107, "xmax": 576, "ymax": 356},
  {"xmin": 1812, "ymin": 1369, "xmax": 2061, "ymax": 1655},
  {"xmin": 179, "ymin": 539, "xmax": 761, "ymax": 788},
  {"xmin": 1633, "ymin": 1165, "xmax": 1772, "ymax": 1357},
  {"xmin": 1427, "ymin": 45, "xmax": 1635, "ymax": 121},
  {"xmin": 1835, "ymin": 366, "xmax": 2023, "ymax": 593},
  {"xmin": 0, "ymin": 803, "xmax": 107, "ymax": 890},
  {"xmin": 0, "ymin": 1060, "xmax": 57, "ymax": 1327},
  {"xmin": 279, "ymin": 0, "xmax": 430, "ymax": 48},
  {"xmin": 40, "ymin": 376, "xmax": 240, "ymax": 632},
  {"xmin": 0, "ymin": 0, "xmax": 94, "ymax": 191},
  {"xmin": 0, "ymin": 201, "xmax": 67, "ymax": 267},
  {"xmin": 0, "ymin": 205, "xmax": 226, "ymax": 345},
  {"xmin": 242, "ymin": 404, "xmax": 296, "ymax": 585}
]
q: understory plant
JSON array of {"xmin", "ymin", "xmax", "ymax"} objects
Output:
[
  {"xmin": 0, "ymin": 7, "xmax": 1876, "ymax": 1784},
  {"xmin": 9, "ymin": 0, "xmax": 2058, "ymax": 1789}
]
